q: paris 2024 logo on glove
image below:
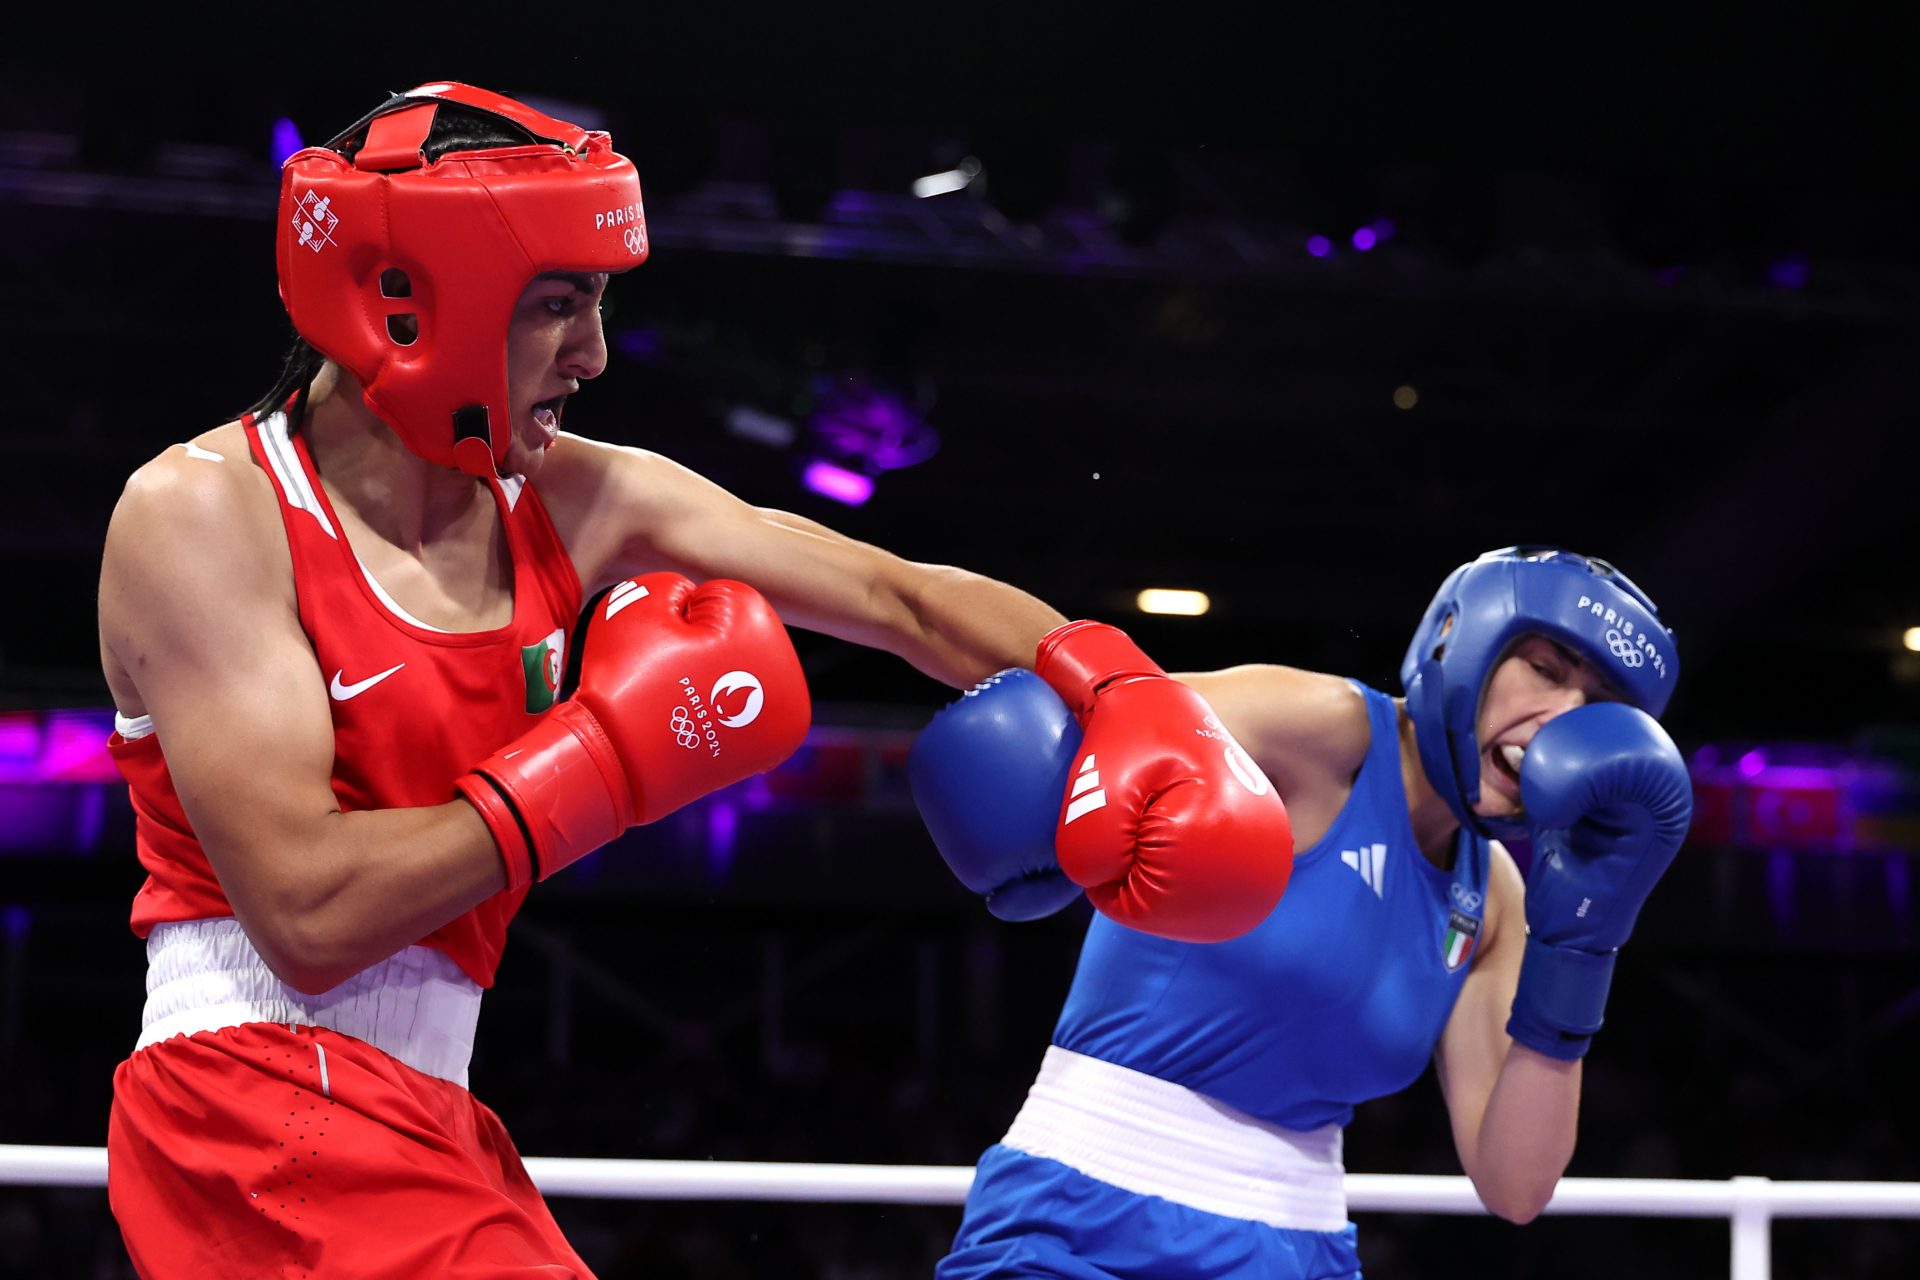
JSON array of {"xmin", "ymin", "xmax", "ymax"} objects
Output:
[{"xmin": 670, "ymin": 672, "xmax": 767, "ymax": 757}]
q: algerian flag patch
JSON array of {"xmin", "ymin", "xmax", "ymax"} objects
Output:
[{"xmin": 522, "ymin": 627, "xmax": 566, "ymax": 713}]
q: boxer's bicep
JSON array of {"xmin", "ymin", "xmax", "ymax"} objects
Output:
[
  {"xmin": 575, "ymin": 443, "xmax": 900, "ymax": 627},
  {"xmin": 102, "ymin": 456, "xmax": 341, "ymax": 918},
  {"xmin": 1174, "ymin": 665, "xmax": 1370, "ymax": 801}
]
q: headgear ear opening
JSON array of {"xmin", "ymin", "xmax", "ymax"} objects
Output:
[{"xmin": 274, "ymin": 82, "xmax": 648, "ymax": 476}]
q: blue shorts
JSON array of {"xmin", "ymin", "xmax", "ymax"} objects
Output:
[{"xmin": 939, "ymin": 1144, "xmax": 1362, "ymax": 1280}]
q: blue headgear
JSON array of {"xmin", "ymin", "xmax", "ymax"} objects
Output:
[{"xmin": 1400, "ymin": 546, "xmax": 1679, "ymax": 840}]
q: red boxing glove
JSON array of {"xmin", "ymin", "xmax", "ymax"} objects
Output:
[
  {"xmin": 458, "ymin": 574, "xmax": 810, "ymax": 889},
  {"xmin": 1036, "ymin": 621, "xmax": 1293, "ymax": 943}
]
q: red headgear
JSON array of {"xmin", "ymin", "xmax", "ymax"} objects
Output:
[{"xmin": 275, "ymin": 82, "xmax": 647, "ymax": 476}]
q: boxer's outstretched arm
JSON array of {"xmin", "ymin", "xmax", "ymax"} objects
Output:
[
  {"xmin": 100, "ymin": 448, "xmax": 511, "ymax": 994},
  {"xmin": 539, "ymin": 438, "xmax": 1065, "ymax": 689}
]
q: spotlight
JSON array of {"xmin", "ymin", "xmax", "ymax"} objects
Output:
[
  {"xmin": 725, "ymin": 405, "xmax": 797, "ymax": 448},
  {"xmin": 802, "ymin": 461, "xmax": 875, "ymax": 506},
  {"xmin": 1136, "ymin": 589, "xmax": 1211, "ymax": 617},
  {"xmin": 912, "ymin": 157, "xmax": 982, "ymax": 199}
]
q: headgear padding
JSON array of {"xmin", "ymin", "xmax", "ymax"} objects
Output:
[
  {"xmin": 1400, "ymin": 546, "xmax": 1679, "ymax": 840},
  {"xmin": 276, "ymin": 81, "xmax": 646, "ymax": 476}
]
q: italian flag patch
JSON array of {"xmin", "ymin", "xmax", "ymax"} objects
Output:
[
  {"xmin": 522, "ymin": 627, "xmax": 566, "ymax": 713},
  {"xmin": 1443, "ymin": 908, "xmax": 1480, "ymax": 972}
]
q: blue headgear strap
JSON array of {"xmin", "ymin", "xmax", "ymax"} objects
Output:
[{"xmin": 1400, "ymin": 546, "xmax": 1678, "ymax": 841}]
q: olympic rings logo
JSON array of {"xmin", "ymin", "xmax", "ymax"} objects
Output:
[
  {"xmin": 623, "ymin": 226, "xmax": 646, "ymax": 255},
  {"xmin": 1605, "ymin": 628, "xmax": 1645, "ymax": 667},
  {"xmin": 669, "ymin": 707, "xmax": 701, "ymax": 749}
]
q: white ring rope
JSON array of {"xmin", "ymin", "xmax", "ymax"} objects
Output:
[{"xmin": 3, "ymin": 1145, "xmax": 1918, "ymax": 1217}]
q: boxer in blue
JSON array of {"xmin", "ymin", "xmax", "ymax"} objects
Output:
[{"xmin": 911, "ymin": 546, "xmax": 1694, "ymax": 1279}]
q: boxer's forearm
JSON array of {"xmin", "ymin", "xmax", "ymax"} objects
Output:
[
  {"xmin": 1462, "ymin": 1044, "xmax": 1581, "ymax": 1223},
  {"xmin": 886, "ymin": 562, "xmax": 1067, "ymax": 688}
]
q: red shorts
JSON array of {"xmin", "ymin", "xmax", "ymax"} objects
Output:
[{"xmin": 109, "ymin": 1022, "xmax": 594, "ymax": 1278}]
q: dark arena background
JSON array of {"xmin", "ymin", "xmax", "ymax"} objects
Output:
[{"xmin": 1, "ymin": 9, "xmax": 1916, "ymax": 1277}]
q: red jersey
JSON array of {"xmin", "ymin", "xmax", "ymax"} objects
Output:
[{"xmin": 110, "ymin": 410, "xmax": 584, "ymax": 988}]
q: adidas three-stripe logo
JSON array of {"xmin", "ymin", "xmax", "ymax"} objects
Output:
[
  {"xmin": 1341, "ymin": 843, "xmax": 1387, "ymax": 898},
  {"xmin": 604, "ymin": 579, "xmax": 651, "ymax": 620},
  {"xmin": 1063, "ymin": 754, "xmax": 1106, "ymax": 825}
]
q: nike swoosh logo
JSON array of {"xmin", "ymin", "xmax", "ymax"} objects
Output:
[{"xmin": 329, "ymin": 663, "xmax": 406, "ymax": 701}]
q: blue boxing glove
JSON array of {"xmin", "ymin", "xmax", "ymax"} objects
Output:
[
  {"xmin": 908, "ymin": 669, "xmax": 1085, "ymax": 922},
  {"xmin": 1507, "ymin": 702, "xmax": 1693, "ymax": 1060}
]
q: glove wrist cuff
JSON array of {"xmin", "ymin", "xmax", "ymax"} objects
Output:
[
  {"xmin": 456, "ymin": 771, "xmax": 538, "ymax": 892},
  {"xmin": 1506, "ymin": 934, "xmax": 1617, "ymax": 1062},
  {"xmin": 461, "ymin": 705, "xmax": 632, "ymax": 887},
  {"xmin": 1035, "ymin": 621, "xmax": 1163, "ymax": 718}
]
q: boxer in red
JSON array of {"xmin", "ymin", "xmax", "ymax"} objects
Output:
[{"xmin": 96, "ymin": 83, "xmax": 1293, "ymax": 1275}]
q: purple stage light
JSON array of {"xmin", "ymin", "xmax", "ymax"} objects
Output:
[
  {"xmin": 1370, "ymin": 217, "xmax": 1397, "ymax": 242},
  {"xmin": 0, "ymin": 718, "xmax": 36, "ymax": 771},
  {"xmin": 707, "ymin": 800, "xmax": 739, "ymax": 877},
  {"xmin": 0, "ymin": 709, "xmax": 125, "ymax": 857},
  {"xmin": 270, "ymin": 118, "xmax": 304, "ymax": 169},
  {"xmin": 1351, "ymin": 227, "xmax": 1377, "ymax": 252},
  {"xmin": 45, "ymin": 710, "xmax": 119, "ymax": 781},
  {"xmin": 810, "ymin": 383, "xmax": 940, "ymax": 472},
  {"xmin": 1686, "ymin": 739, "xmax": 1919, "ymax": 853},
  {"xmin": 1305, "ymin": 235, "xmax": 1333, "ymax": 258},
  {"xmin": 802, "ymin": 461, "xmax": 875, "ymax": 506},
  {"xmin": 1653, "ymin": 265, "xmax": 1688, "ymax": 287},
  {"xmin": 0, "ymin": 709, "xmax": 119, "ymax": 783},
  {"xmin": 1766, "ymin": 850, "xmax": 1794, "ymax": 926},
  {"xmin": 613, "ymin": 327, "xmax": 662, "ymax": 362},
  {"xmin": 1767, "ymin": 254, "xmax": 1810, "ymax": 290}
]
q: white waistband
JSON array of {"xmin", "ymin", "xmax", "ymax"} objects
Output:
[
  {"xmin": 136, "ymin": 918, "xmax": 481, "ymax": 1089},
  {"xmin": 1002, "ymin": 1045, "xmax": 1348, "ymax": 1232}
]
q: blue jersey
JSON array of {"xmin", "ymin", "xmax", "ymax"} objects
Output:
[{"xmin": 1052, "ymin": 682, "xmax": 1489, "ymax": 1131}]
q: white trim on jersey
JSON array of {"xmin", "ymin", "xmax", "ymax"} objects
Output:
[
  {"xmin": 498, "ymin": 472, "xmax": 526, "ymax": 512},
  {"xmin": 353, "ymin": 551, "xmax": 452, "ymax": 633},
  {"xmin": 116, "ymin": 711, "xmax": 156, "ymax": 740},
  {"xmin": 256, "ymin": 411, "xmax": 337, "ymax": 540}
]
